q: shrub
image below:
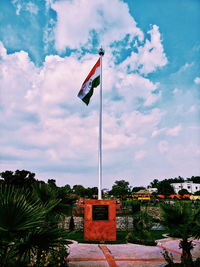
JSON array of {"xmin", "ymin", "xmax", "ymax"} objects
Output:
[{"xmin": 69, "ymin": 216, "xmax": 75, "ymax": 231}]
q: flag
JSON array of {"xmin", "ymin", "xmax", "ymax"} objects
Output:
[{"xmin": 78, "ymin": 58, "xmax": 100, "ymax": 105}]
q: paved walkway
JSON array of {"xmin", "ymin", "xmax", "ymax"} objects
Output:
[{"xmin": 67, "ymin": 238, "xmax": 200, "ymax": 267}]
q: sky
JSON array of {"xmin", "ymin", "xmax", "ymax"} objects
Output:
[{"xmin": 0, "ymin": 0, "xmax": 200, "ymax": 189}]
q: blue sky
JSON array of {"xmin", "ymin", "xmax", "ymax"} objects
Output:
[{"xmin": 0, "ymin": 0, "xmax": 200, "ymax": 188}]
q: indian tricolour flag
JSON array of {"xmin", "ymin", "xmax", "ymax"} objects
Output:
[{"xmin": 78, "ymin": 58, "xmax": 100, "ymax": 105}]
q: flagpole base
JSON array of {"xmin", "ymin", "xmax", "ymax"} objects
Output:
[{"xmin": 78, "ymin": 199, "xmax": 121, "ymax": 241}]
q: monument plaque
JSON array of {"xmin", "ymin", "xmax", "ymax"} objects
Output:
[
  {"xmin": 78, "ymin": 199, "xmax": 121, "ymax": 241},
  {"xmin": 92, "ymin": 205, "xmax": 108, "ymax": 221}
]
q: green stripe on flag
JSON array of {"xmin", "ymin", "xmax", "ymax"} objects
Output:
[
  {"xmin": 92, "ymin": 75, "xmax": 100, "ymax": 88},
  {"xmin": 82, "ymin": 76, "xmax": 100, "ymax": 105}
]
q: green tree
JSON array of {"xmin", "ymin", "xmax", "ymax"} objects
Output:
[
  {"xmin": 57, "ymin": 185, "xmax": 75, "ymax": 206},
  {"xmin": 170, "ymin": 176, "xmax": 185, "ymax": 183},
  {"xmin": 85, "ymin": 187, "xmax": 98, "ymax": 198},
  {"xmin": 73, "ymin": 184, "xmax": 86, "ymax": 197},
  {"xmin": 157, "ymin": 180, "xmax": 175, "ymax": 195},
  {"xmin": 109, "ymin": 180, "xmax": 131, "ymax": 197},
  {"xmin": 0, "ymin": 170, "xmax": 36, "ymax": 188},
  {"xmin": 48, "ymin": 179, "xmax": 57, "ymax": 187},
  {"xmin": 150, "ymin": 179, "xmax": 159, "ymax": 188},
  {"xmin": 187, "ymin": 176, "xmax": 200, "ymax": 184},
  {"xmin": 132, "ymin": 186, "xmax": 145, "ymax": 193},
  {"xmin": 64, "ymin": 184, "xmax": 73, "ymax": 194},
  {"xmin": 161, "ymin": 202, "xmax": 199, "ymax": 266},
  {"xmin": 194, "ymin": 190, "xmax": 200, "ymax": 196},
  {"xmin": 178, "ymin": 189, "xmax": 190, "ymax": 195}
]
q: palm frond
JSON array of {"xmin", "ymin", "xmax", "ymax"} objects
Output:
[{"xmin": 0, "ymin": 185, "xmax": 46, "ymax": 234}]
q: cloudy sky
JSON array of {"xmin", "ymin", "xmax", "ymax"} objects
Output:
[{"xmin": 0, "ymin": 0, "xmax": 200, "ymax": 188}]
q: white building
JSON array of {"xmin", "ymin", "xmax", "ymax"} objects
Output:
[
  {"xmin": 147, "ymin": 187, "xmax": 158, "ymax": 194},
  {"xmin": 171, "ymin": 182, "xmax": 200, "ymax": 194}
]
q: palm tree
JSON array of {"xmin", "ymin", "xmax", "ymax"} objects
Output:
[
  {"xmin": 160, "ymin": 201, "xmax": 199, "ymax": 266},
  {"xmin": 125, "ymin": 200, "xmax": 156, "ymax": 245},
  {"xmin": 15, "ymin": 226, "xmax": 69, "ymax": 264},
  {"xmin": 0, "ymin": 185, "xmax": 46, "ymax": 266},
  {"xmin": 0, "ymin": 184, "xmax": 69, "ymax": 266},
  {"xmin": 132, "ymin": 209, "xmax": 156, "ymax": 245},
  {"xmin": 32, "ymin": 182, "xmax": 73, "ymax": 227}
]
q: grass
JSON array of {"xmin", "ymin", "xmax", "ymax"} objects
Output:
[
  {"xmin": 67, "ymin": 229, "xmax": 166, "ymax": 244},
  {"xmin": 67, "ymin": 231, "xmax": 129, "ymax": 244}
]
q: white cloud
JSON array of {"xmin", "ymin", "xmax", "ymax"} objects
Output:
[
  {"xmin": 152, "ymin": 124, "xmax": 184, "ymax": 138},
  {"xmin": 115, "ymin": 72, "xmax": 161, "ymax": 108},
  {"xmin": 120, "ymin": 25, "xmax": 168, "ymax": 75},
  {"xmin": 134, "ymin": 150, "xmax": 147, "ymax": 160},
  {"xmin": 0, "ymin": 42, "xmax": 7, "ymax": 58},
  {"xmin": 0, "ymin": 43, "xmax": 165, "ymax": 175},
  {"xmin": 121, "ymin": 108, "xmax": 163, "ymax": 137},
  {"xmin": 164, "ymin": 142, "xmax": 200, "ymax": 173},
  {"xmin": 137, "ymin": 25, "xmax": 168, "ymax": 74},
  {"xmin": 151, "ymin": 127, "xmax": 166, "ymax": 137},
  {"xmin": 158, "ymin": 140, "xmax": 169, "ymax": 153},
  {"xmin": 50, "ymin": 0, "xmax": 167, "ymax": 79},
  {"xmin": 188, "ymin": 105, "xmax": 197, "ymax": 113},
  {"xmin": 173, "ymin": 87, "xmax": 182, "ymax": 95},
  {"xmin": 0, "ymin": 44, "xmax": 169, "ymax": 190},
  {"xmin": 51, "ymin": 0, "xmax": 143, "ymax": 51},
  {"xmin": 166, "ymin": 125, "xmax": 182, "ymax": 136},
  {"xmin": 102, "ymin": 109, "xmax": 162, "ymax": 150},
  {"xmin": 26, "ymin": 2, "xmax": 39, "ymax": 15},
  {"xmin": 196, "ymin": 147, "xmax": 200, "ymax": 155},
  {"xmin": 175, "ymin": 62, "xmax": 194, "ymax": 75},
  {"xmin": 12, "ymin": 0, "xmax": 39, "ymax": 15},
  {"xmin": 12, "ymin": 0, "xmax": 22, "ymax": 15},
  {"xmin": 194, "ymin": 77, "xmax": 200, "ymax": 84}
]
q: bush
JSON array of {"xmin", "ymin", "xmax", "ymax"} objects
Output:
[
  {"xmin": 69, "ymin": 216, "xmax": 75, "ymax": 231},
  {"xmin": 37, "ymin": 246, "xmax": 69, "ymax": 267}
]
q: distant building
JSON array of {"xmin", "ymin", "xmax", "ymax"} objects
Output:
[
  {"xmin": 147, "ymin": 187, "xmax": 158, "ymax": 194},
  {"xmin": 102, "ymin": 188, "xmax": 109, "ymax": 194},
  {"xmin": 171, "ymin": 182, "xmax": 200, "ymax": 194},
  {"xmin": 135, "ymin": 188, "xmax": 157, "ymax": 194},
  {"xmin": 135, "ymin": 189, "xmax": 149, "ymax": 194}
]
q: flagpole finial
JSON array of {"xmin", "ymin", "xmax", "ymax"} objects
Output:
[{"xmin": 99, "ymin": 47, "xmax": 105, "ymax": 56}]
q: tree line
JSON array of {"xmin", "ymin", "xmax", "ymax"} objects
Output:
[
  {"xmin": 1, "ymin": 170, "xmax": 200, "ymax": 198},
  {"xmin": 109, "ymin": 176, "xmax": 200, "ymax": 197}
]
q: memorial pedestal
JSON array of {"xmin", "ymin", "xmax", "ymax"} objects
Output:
[{"xmin": 78, "ymin": 199, "xmax": 121, "ymax": 241}]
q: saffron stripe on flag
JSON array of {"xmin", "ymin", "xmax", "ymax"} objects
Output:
[{"xmin": 82, "ymin": 58, "xmax": 100, "ymax": 85}]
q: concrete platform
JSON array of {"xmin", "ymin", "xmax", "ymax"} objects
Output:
[{"xmin": 67, "ymin": 238, "xmax": 200, "ymax": 267}]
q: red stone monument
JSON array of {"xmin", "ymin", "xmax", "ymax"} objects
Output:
[{"xmin": 78, "ymin": 199, "xmax": 121, "ymax": 241}]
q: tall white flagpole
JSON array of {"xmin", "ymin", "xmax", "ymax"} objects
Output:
[{"xmin": 98, "ymin": 48, "xmax": 104, "ymax": 200}]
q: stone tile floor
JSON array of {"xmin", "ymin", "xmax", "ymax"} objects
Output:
[{"xmin": 67, "ymin": 238, "xmax": 200, "ymax": 267}]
